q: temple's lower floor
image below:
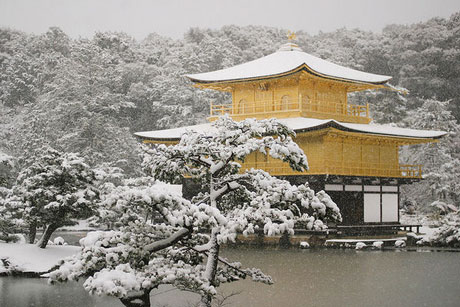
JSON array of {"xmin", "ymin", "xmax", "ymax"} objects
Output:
[
  {"xmin": 281, "ymin": 175, "xmax": 420, "ymax": 225},
  {"xmin": 183, "ymin": 175, "xmax": 420, "ymax": 227}
]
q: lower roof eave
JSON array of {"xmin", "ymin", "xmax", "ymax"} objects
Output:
[
  {"xmin": 134, "ymin": 117, "xmax": 446, "ymax": 143},
  {"xmin": 294, "ymin": 121, "xmax": 445, "ymax": 142}
]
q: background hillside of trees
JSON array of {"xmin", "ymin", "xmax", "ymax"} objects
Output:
[{"xmin": 1, "ymin": 12, "xmax": 459, "ymax": 209}]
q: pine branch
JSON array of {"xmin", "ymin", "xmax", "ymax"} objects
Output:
[{"xmin": 144, "ymin": 227, "xmax": 190, "ymax": 253}]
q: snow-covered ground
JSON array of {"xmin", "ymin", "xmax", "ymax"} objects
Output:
[
  {"xmin": 0, "ymin": 243, "xmax": 79, "ymax": 274},
  {"xmin": 400, "ymin": 212, "xmax": 440, "ymax": 240}
]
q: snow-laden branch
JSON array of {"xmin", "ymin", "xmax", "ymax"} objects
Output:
[
  {"xmin": 144, "ymin": 227, "xmax": 190, "ymax": 253},
  {"xmin": 209, "ymin": 180, "xmax": 240, "ymax": 203}
]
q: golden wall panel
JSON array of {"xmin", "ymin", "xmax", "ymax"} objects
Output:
[
  {"xmin": 235, "ymin": 130, "xmax": 420, "ymax": 178},
  {"xmin": 220, "ymin": 76, "xmax": 371, "ymax": 123}
]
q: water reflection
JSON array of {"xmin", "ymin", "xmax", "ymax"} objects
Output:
[
  {"xmin": 1, "ymin": 248, "xmax": 460, "ymax": 307},
  {"xmin": 219, "ymin": 248, "xmax": 460, "ymax": 307},
  {"xmin": 0, "ymin": 277, "xmax": 118, "ymax": 307}
]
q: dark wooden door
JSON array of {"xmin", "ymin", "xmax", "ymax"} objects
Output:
[{"xmin": 327, "ymin": 191, "xmax": 364, "ymax": 225}]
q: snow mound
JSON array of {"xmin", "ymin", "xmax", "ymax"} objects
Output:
[
  {"xmin": 355, "ymin": 242, "xmax": 366, "ymax": 250},
  {"xmin": 12, "ymin": 234, "xmax": 26, "ymax": 244},
  {"xmin": 299, "ymin": 241, "xmax": 310, "ymax": 249},
  {"xmin": 53, "ymin": 237, "xmax": 66, "ymax": 245},
  {"xmin": 372, "ymin": 241, "xmax": 384, "ymax": 248},
  {"xmin": 395, "ymin": 240, "xmax": 406, "ymax": 248}
]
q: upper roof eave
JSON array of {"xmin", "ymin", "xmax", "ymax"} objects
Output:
[{"xmin": 186, "ymin": 49, "xmax": 393, "ymax": 86}]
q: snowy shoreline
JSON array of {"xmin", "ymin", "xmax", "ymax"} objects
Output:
[
  {"xmin": 2, "ymin": 240, "xmax": 459, "ymax": 279},
  {"xmin": 0, "ymin": 243, "xmax": 80, "ymax": 277},
  {"xmin": 0, "ymin": 212, "xmax": 456, "ymax": 278}
]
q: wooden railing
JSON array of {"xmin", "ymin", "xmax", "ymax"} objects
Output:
[
  {"xmin": 210, "ymin": 99, "xmax": 370, "ymax": 123},
  {"xmin": 348, "ymin": 104, "xmax": 369, "ymax": 118},
  {"xmin": 399, "ymin": 164, "xmax": 422, "ymax": 178},
  {"xmin": 210, "ymin": 103, "xmax": 233, "ymax": 115},
  {"xmin": 301, "ymin": 101, "xmax": 369, "ymax": 119},
  {"xmin": 241, "ymin": 162, "xmax": 422, "ymax": 179},
  {"xmin": 210, "ymin": 99, "xmax": 301, "ymax": 116}
]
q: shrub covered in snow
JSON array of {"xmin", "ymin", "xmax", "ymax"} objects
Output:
[
  {"xmin": 355, "ymin": 242, "xmax": 366, "ymax": 250},
  {"xmin": 419, "ymin": 212, "xmax": 460, "ymax": 247},
  {"xmin": 50, "ymin": 116, "xmax": 341, "ymax": 307},
  {"xmin": 429, "ymin": 200, "xmax": 458, "ymax": 216},
  {"xmin": 394, "ymin": 240, "xmax": 406, "ymax": 248},
  {"xmin": 0, "ymin": 189, "xmax": 26, "ymax": 242}
]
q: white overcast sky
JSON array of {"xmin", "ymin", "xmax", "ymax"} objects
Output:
[{"xmin": 1, "ymin": 0, "xmax": 460, "ymax": 40}]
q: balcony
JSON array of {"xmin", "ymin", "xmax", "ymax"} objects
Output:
[
  {"xmin": 399, "ymin": 164, "xmax": 423, "ymax": 178},
  {"xmin": 210, "ymin": 99, "xmax": 371, "ymax": 124},
  {"xmin": 242, "ymin": 162, "xmax": 422, "ymax": 179}
]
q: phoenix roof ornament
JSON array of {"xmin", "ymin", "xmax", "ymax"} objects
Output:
[{"xmin": 287, "ymin": 31, "xmax": 296, "ymax": 41}]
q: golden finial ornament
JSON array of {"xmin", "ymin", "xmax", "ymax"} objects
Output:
[{"xmin": 287, "ymin": 31, "xmax": 296, "ymax": 41}]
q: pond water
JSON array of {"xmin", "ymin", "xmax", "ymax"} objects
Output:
[{"xmin": 1, "ymin": 248, "xmax": 460, "ymax": 307}]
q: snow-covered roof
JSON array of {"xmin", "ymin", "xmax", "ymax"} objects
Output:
[
  {"xmin": 134, "ymin": 117, "xmax": 446, "ymax": 141},
  {"xmin": 186, "ymin": 43, "xmax": 392, "ymax": 85}
]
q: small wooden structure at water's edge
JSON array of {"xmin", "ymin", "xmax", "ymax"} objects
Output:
[{"xmin": 135, "ymin": 40, "xmax": 446, "ymax": 232}]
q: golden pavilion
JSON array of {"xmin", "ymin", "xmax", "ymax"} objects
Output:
[{"xmin": 136, "ymin": 40, "xmax": 446, "ymax": 228}]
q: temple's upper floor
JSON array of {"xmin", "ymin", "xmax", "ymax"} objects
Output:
[{"xmin": 187, "ymin": 43, "xmax": 394, "ymax": 124}]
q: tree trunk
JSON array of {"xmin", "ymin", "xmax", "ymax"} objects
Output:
[
  {"xmin": 279, "ymin": 232, "xmax": 291, "ymax": 247},
  {"xmin": 36, "ymin": 224, "xmax": 59, "ymax": 249},
  {"xmin": 199, "ymin": 230, "xmax": 220, "ymax": 307},
  {"xmin": 28, "ymin": 221, "xmax": 37, "ymax": 244},
  {"xmin": 120, "ymin": 290, "xmax": 151, "ymax": 307}
]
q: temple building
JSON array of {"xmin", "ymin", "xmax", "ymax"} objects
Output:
[{"xmin": 136, "ymin": 40, "xmax": 446, "ymax": 229}]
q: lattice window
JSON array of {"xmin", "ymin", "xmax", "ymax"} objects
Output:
[
  {"xmin": 238, "ymin": 99, "xmax": 248, "ymax": 114},
  {"xmin": 280, "ymin": 95, "xmax": 290, "ymax": 110}
]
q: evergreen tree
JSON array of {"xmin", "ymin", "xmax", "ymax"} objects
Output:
[
  {"xmin": 13, "ymin": 147, "xmax": 99, "ymax": 248},
  {"xmin": 50, "ymin": 117, "xmax": 341, "ymax": 307},
  {"xmin": 401, "ymin": 99, "xmax": 460, "ymax": 208}
]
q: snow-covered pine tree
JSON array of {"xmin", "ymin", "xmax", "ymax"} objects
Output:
[
  {"xmin": 49, "ymin": 116, "xmax": 341, "ymax": 307},
  {"xmin": 13, "ymin": 147, "xmax": 99, "ymax": 248},
  {"xmin": 144, "ymin": 116, "xmax": 341, "ymax": 307}
]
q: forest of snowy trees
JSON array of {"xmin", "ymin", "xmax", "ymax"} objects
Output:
[{"xmin": 1, "ymin": 12, "xmax": 460, "ymax": 210}]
